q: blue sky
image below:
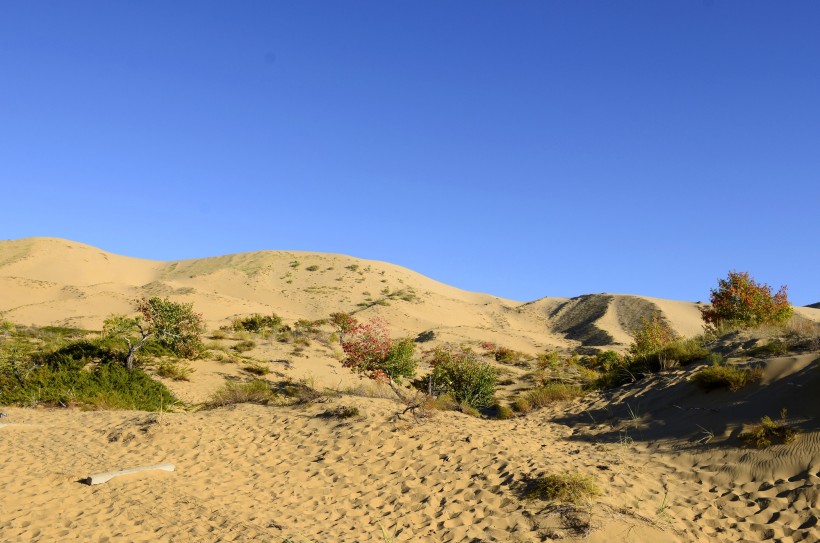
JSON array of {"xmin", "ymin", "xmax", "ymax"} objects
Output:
[{"xmin": 1, "ymin": 1, "xmax": 818, "ymax": 305}]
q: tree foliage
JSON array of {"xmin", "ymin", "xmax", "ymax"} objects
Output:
[
  {"xmin": 103, "ymin": 297, "xmax": 204, "ymax": 370},
  {"xmin": 339, "ymin": 317, "xmax": 416, "ymax": 398},
  {"xmin": 700, "ymin": 271, "xmax": 793, "ymax": 330}
]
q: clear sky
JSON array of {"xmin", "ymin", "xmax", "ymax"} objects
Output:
[{"xmin": 1, "ymin": 1, "xmax": 818, "ymax": 305}]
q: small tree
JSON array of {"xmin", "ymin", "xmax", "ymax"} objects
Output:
[
  {"xmin": 428, "ymin": 346, "xmax": 497, "ymax": 409},
  {"xmin": 340, "ymin": 317, "xmax": 416, "ymax": 400},
  {"xmin": 103, "ymin": 297, "xmax": 204, "ymax": 370},
  {"xmin": 700, "ymin": 271, "xmax": 793, "ymax": 331}
]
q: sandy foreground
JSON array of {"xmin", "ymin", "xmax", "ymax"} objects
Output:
[{"xmin": 2, "ymin": 354, "xmax": 818, "ymax": 543}]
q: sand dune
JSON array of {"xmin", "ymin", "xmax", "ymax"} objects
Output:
[
  {"xmin": 1, "ymin": 237, "xmax": 819, "ymax": 542},
  {"xmin": 0, "ymin": 237, "xmax": 723, "ymax": 354}
]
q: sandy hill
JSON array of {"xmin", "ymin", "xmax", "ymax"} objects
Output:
[{"xmin": 1, "ymin": 238, "xmax": 817, "ymax": 355}]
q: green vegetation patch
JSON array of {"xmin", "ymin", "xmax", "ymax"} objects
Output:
[
  {"xmin": 740, "ymin": 410, "xmax": 797, "ymax": 448},
  {"xmin": 692, "ymin": 363, "xmax": 763, "ymax": 391}
]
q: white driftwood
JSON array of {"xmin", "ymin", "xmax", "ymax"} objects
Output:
[{"xmin": 83, "ymin": 463, "xmax": 175, "ymax": 485}]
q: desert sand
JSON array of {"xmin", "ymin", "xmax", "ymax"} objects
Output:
[{"xmin": 1, "ymin": 237, "xmax": 818, "ymax": 542}]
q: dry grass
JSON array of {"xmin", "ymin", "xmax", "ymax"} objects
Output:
[
  {"xmin": 207, "ymin": 380, "xmax": 276, "ymax": 407},
  {"xmin": 521, "ymin": 472, "xmax": 600, "ymax": 504}
]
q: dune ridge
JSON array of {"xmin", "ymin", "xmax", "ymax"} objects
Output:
[{"xmin": 0, "ymin": 237, "xmax": 771, "ymax": 354}]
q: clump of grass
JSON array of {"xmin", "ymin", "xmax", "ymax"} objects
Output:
[
  {"xmin": 741, "ymin": 409, "xmax": 797, "ymax": 448},
  {"xmin": 491, "ymin": 403, "xmax": 514, "ymax": 419},
  {"xmin": 692, "ymin": 363, "xmax": 763, "ymax": 391},
  {"xmin": 242, "ymin": 362, "xmax": 270, "ymax": 376},
  {"xmin": 746, "ymin": 340, "xmax": 788, "ymax": 357},
  {"xmin": 512, "ymin": 397, "xmax": 531, "ymax": 413},
  {"xmin": 521, "ymin": 472, "xmax": 599, "ymax": 504},
  {"xmin": 523, "ymin": 383, "xmax": 584, "ymax": 409},
  {"xmin": 232, "ymin": 339, "xmax": 256, "ymax": 353},
  {"xmin": 305, "ymin": 265, "xmax": 320, "ymax": 272},
  {"xmin": 155, "ymin": 360, "xmax": 195, "ymax": 381},
  {"xmin": 320, "ymin": 405, "xmax": 360, "ymax": 419},
  {"xmin": 208, "ymin": 380, "xmax": 275, "ymax": 407},
  {"xmin": 420, "ymin": 393, "xmax": 481, "ymax": 417},
  {"xmin": 209, "ymin": 329, "xmax": 229, "ymax": 340}
]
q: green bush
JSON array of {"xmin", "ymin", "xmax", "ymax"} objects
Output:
[
  {"xmin": 629, "ymin": 316, "xmax": 678, "ymax": 358},
  {"xmin": 428, "ymin": 346, "xmax": 497, "ymax": 408},
  {"xmin": 1, "ymin": 360, "xmax": 176, "ymax": 410},
  {"xmin": 1, "ymin": 333, "xmax": 177, "ymax": 410},
  {"xmin": 231, "ymin": 313, "xmax": 283, "ymax": 333},
  {"xmin": 692, "ymin": 363, "xmax": 762, "ymax": 391},
  {"xmin": 521, "ymin": 472, "xmax": 599, "ymax": 504}
]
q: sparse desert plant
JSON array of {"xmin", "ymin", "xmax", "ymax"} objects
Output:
[
  {"xmin": 700, "ymin": 271, "xmax": 793, "ymax": 331},
  {"xmin": 427, "ymin": 346, "xmax": 497, "ymax": 409},
  {"xmin": 242, "ymin": 362, "xmax": 270, "ymax": 376},
  {"xmin": 208, "ymin": 379, "xmax": 275, "ymax": 406},
  {"xmin": 740, "ymin": 409, "xmax": 796, "ymax": 448},
  {"xmin": 521, "ymin": 472, "xmax": 599, "ymax": 504},
  {"xmin": 512, "ymin": 397, "xmax": 532, "ymax": 413},
  {"xmin": 305, "ymin": 264, "xmax": 320, "ymax": 271},
  {"xmin": 692, "ymin": 362, "xmax": 763, "ymax": 391},
  {"xmin": 320, "ymin": 405, "xmax": 360, "ymax": 419},
  {"xmin": 155, "ymin": 360, "xmax": 195, "ymax": 381},
  {"xmin": 232, "ymin": 339, "xmax": 256, "ymax": 353},
  {"xmin": 209, "ymin": 329, "xmax": 229, "ymax": 340}
]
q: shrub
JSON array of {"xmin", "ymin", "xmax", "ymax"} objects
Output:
[
  {"xmin": 340, "ymin": 318, "xmax": 417, "ymax": 400},
  {"xmin": 305, "ymin": 265, "xmax": 320, "ymax": 272},
  {"xmin": 740, "ymin": 410, "xmax": 796, "ymax": 448},
  {"xmin": 536, "ymin": 351, "xmax": 561, "ymax": 370},
  {"xmin": 427, "ymin": 346, "xmax": 497, "ymax": 409},
  {"xmin": 700, "ymin": 271, "xmax": 793, "ymax": 330},
  {"xmin": 208, "ymin": 380, "xmax": 275, "ymax": 407},
  {"xmin": 629, "ymin": 316, "xmax": 678, "ymax": 358},
  {"xmin": 521, "ymin": 472, "xmax": 599, "ymax": 504},
  {"xmin": 692, "ymin": 363, "xmax": 763, "ymax": 391},
  {"xmin": 231, "ymin": 313, "xmax": 282, "ymax": 333}
]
